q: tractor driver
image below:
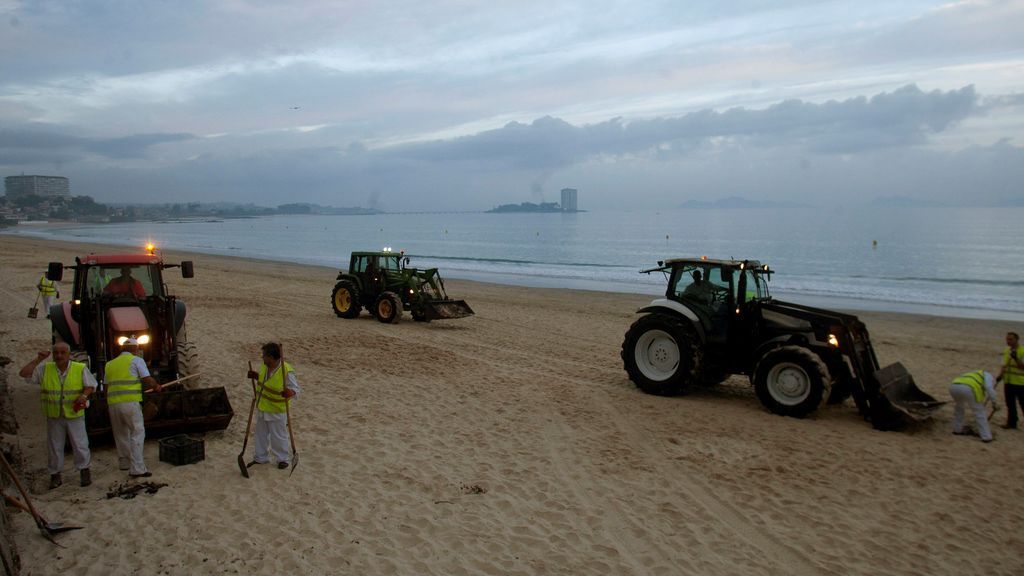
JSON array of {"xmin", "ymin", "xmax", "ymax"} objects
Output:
[
  {"xmin": 103, "ymin": 266, "xmax": 146, "ymax": 298},
  {"xmin": 682, "ymin": 270, "xmax": 718, "ymax": 307}
]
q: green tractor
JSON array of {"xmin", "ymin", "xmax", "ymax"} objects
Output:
[{"xmin": 331, "ymin": 250, "xmax": 474, "ymax": 324}]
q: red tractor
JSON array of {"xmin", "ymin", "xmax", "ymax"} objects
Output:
[{"xmin": 47, "ymin": 246, "xmax": 232, "ymax": 443}]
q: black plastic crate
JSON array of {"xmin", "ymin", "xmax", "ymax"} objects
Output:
[{"xmin": 158, "ymin": 434, "xmax": 205, "ymax": 466}]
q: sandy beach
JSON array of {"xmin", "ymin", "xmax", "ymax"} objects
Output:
[{"xmin": 0, "ymin": 233, "xmax": 1021, "ymax": 575}]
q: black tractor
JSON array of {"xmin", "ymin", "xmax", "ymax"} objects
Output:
[
  {"xmin": 621, "ymin": 258, "xmax": 943, "ymax": 430},
  {"xmin": 331, "ymin": 249, "xmax": 473, "ymax": 323}
]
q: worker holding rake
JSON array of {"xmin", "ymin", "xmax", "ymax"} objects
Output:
[{"xmin": 245, "ymin": 342, "xmax": 299, "ymax": 470}]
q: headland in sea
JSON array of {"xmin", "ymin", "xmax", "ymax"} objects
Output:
[{"xmin": 0, "ymin": 233, "xmax": 1021, "ymax": 575}]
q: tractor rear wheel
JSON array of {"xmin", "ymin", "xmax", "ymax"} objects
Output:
[
  {"xmin": 175, "ymin": 338, "xmax": 202, "ymax": 389},
  {"xmin": 332, "ymin": 280, "xmax": 361, "ymax": 318},
  {"xmin": 621, "ymin": 313, "xmax": 702, "ymax": 396},
  {"xmin": 374, "ymin": 291, "xmax": 402, "ymax": 324},
  {"xmin": 753, "ymin": 346, "xmax": 830, "ymax": 418}
]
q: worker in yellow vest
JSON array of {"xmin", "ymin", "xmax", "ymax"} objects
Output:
[
  {"xmin": 104, "ymin": 337, "xmax": 162, "ymax": 478},
  {"xmin": 36, "ymin": 271, "xmax": 59, "ymax": 319},
  {"xmin": 245, "ymin": 342, "xmax": 299, "ymax": 469},
  {"xmin": 18, "ymin": 341, "xmax": 96, "ymax": 489},
  {"xmin": 996, "ymin": 331, "xmax": 1024, "ymax": 429},
  {"xmin": 949, "ymin": 370, "xmax": 998, "ymax": 443}
]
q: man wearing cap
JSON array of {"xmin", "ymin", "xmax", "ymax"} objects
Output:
[
  {"xmin": 18, "ymin": 341, "xmax": 96, "ymax": 489},
  {"xmin": 36, "ymin": 271, "xmax": 59, "ymax": 319},
  {"xmin": 245, "ymin": 342, "xmax": 299, "ymax": 469},
  {"xmin": 104, "ymin": 337, "xmax": 162, "ymax": 477},
  {"xmin": 949, "ymin": 370, "xmax": 999, "ymax": 443}
]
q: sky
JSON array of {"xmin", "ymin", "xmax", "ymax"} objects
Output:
[{"xmin": 1, "ymin": 0, "xmax": 1023, "ymax": 211}]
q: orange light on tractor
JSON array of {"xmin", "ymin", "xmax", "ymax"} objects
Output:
[
  {"xmin": 145, "ymin": 242, "xmax": 156, "ymax": 254},
  {"xmin": 700, "ymin": 255, "xmax": 708, "ymax": 261}
]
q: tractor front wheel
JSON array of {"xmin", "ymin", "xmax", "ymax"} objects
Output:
[
  {"xmin": 753, "ymin": 346, "xmax": 830, "ymax": 418},
  {"xmin": 621, "ymin": 313, "xmax": 702, "ymax": 396},
  {"xmin": 332, "ymin": 280, "xmax": 361, "ymax": 319},
  {"xmin": 374, "ymin": 291, "xmax": 402, "ymax": 324}
]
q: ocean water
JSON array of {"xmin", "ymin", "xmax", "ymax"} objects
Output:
[{"xmin": 6, "ymin": 206, "xmax": 1024, "ymax": 321}]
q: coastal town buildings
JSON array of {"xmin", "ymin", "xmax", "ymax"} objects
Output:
[{"xmin": 4, "ymin": 175, "xmax": 70, "ymax": 199}]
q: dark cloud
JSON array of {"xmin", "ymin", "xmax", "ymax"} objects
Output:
[
  {"xmin": 388, "ymin": 84, "xmax": 978, "ymax": 170},
  {"xmin": 0, "ymin": 125, "xmax": 195, "ymax": 163}
]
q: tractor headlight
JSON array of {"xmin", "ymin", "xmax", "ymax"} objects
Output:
[
  {"xmin": 137, "ymin": 334, "xmax": 151, "ymax": 345},
  {"xmin": 828, "ymin": 333, "xmax": 840, "ymax": 347}
]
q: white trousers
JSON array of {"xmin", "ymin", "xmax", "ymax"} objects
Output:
[
  {"xmin": 41, "ymin": 295, "xmax": 55, "ymax": 314},
  {"xmin": 46, "ymin": 417, "xmax": 90, "ymax": 475},
  {"xmin": 949, "ymin": 384, "xmax": 992, "ymax": 441},
  {"xmin": 109, "ymin": 402, "xmax": 148, "ymax": 475},
  {"xmin": 253, "ymin": 413, "xmax": 291, "ymax": 464}
]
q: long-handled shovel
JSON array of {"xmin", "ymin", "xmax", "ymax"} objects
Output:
[
  {"xmin": 237, "ymin": 362, "xmax": 262, "ymax": 478},
  {"xmin": 4, "ymin": 493, "xmax": 82, "ymax": 533},
  {"xmin": 0, "ymin": 452, "xmax": 80, "ymax": 545},
  {"xmin": 27, "ymin": 293, "xmax": 40, "ymax": 319},
  {"xmin": 280, "ymin": 344, "xmax": 299, "ymax": 476}
]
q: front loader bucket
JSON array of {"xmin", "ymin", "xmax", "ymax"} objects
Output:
[
  {"xmin": 85, "ymin": 387, "xmax": 234, "ymax": 445},
  {"xmin": 423, "ymin": 299, "xmax": 474, "ymax": 320},
  {"xmin": 869, "ymin": 362, "xmax": 946, "ymax": 429}
]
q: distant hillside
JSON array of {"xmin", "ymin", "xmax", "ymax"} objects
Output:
[
  {"xmin": 868, "ymin": 196, "xmax": 947, "ymax": 208},
  {"xmin": 679, "ymin": 196, "xmax": 807, "ymax": 209}
]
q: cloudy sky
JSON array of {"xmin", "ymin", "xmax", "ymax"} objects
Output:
[{"xmin": 2, "ymin": 0, "xmax": 1023, "ymax": 210}]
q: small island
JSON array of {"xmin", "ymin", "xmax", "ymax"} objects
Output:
[{"xmin": 487, "ymin": 201, "xmax": 563, "ymax": 213}]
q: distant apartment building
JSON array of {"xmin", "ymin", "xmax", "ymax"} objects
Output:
[
  {"xmin": 560, "ymin": 187, "xmax": 578, "ymax": 212},
  {"xmin": 4, "ymin": 175, "xmax": 70, "ymax": 199}
]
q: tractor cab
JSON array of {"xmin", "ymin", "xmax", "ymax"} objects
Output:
[{"xmin": 652, "ymin": 258, "xmax": 772, "ymax": 353}]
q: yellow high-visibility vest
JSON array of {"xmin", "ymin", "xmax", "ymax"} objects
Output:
[
  {"xmin": 104, "ymin": 353, "xmax": 142, "ymax": 404},
  {"xmin": 37, "ymin": 275, "xmax": 56, "ymax": 296},
  {"xmin": 41, "ymin": 362, "xmax": 86, "ymax": 419},
  {"xmin": 257, "ymin": 362, "xmax": 294, "ymax": 414},
  {"xmin": 1003, "ymin": 346, "xmax": 1024, "ymax": 386},
  {"xmin": 952, "ymin": 371, "xmax": 986, "ymax": 403}
]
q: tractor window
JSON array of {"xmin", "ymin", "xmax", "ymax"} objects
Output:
[
  {"xmin": 705, "ymin": 268, "xmax": 731, "ymax": 295},
  {"xmin": 672, "ymin": 265, "xmax": 732, "ymax": 310},
  {"xmin": 351, "ymin": 256, "xmax": 367, "ymax": 273},
  {"xmin": 379, "ymin": 256, "xmax": 401, "ymax": 271},
  {"xmin": 745, "ymin": 271, "xmax": 769, "ymax": 300},
  {"xmin": 92, "ymin": 265, "xmax": 156, "ymax": 297}
]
